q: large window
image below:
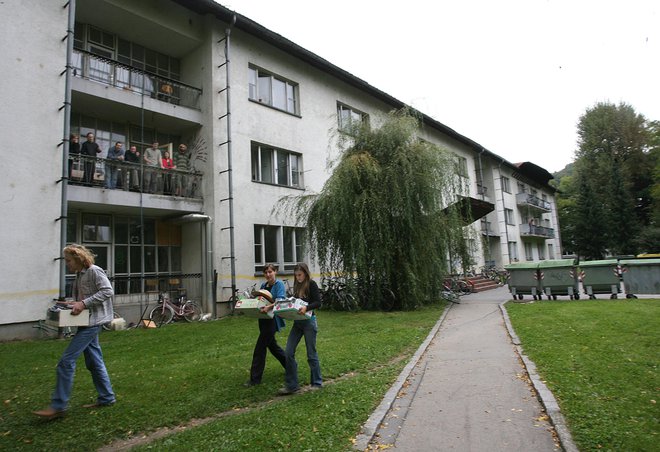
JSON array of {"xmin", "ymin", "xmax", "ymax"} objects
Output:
[
  {"xmin": 254, "ymin": 225, "xmax": 306, "ymax": 273},
  {"xmin": 501, "ymin": 176, "xmax": 511, "ymax": 193},
  {"xmin": 548, "ymin": 244, "xmax": 555, "ymax": 259},
  {"xmin": 337, "ymin": 102, "xmax": 369, "ymax": 131},
  {"xmin": 455, "ymin": 155, "xmax": 468, "ymax": 178},
  {"xmin": 508, "ymin": 241, "xmax": 519, "ymax": 261},
  {"xmin": 251, "ymin": 142, "xmax": 303, "ymax": 188},
  {"xmin": 248, "ymin": 66, "xmax": 298, "ymax": 114},
  {"xmin": 504, "ymin": 208, "xmax": 515, "ymax": 225},
  {"xmin": 524, "ymin": 243, "xmax": 533, "ymax": 261}
]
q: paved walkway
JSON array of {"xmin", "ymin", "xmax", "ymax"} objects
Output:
[{"xmin": 356, "ymin": 286, "xmax": 565, "ymax": 451}]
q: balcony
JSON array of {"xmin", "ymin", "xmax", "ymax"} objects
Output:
[
  {"xmin": 515, "ymin": 193, "xmax": 551, "ymax": 212},
  {"xmin": 68, "ymin": 155, "xmax": 202, "ymax": 199},
  {"xmin": 71, "ymin": 49, "xmax": 202, "ymax": 110},
  {"xmin": 480, "ymin": 219, "xmax": 499, "ymax": 237},
  {"xmin": 520, "ymin": 223, "xmax": 555, "ymax": 239}
]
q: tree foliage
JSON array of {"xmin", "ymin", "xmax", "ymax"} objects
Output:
[
  {"xmin": 562, "ymin": 102, "xmax": 658, "ymax": 257},
  {"xmin": 287, "ymin": 110, "xmax": 473, "ymax": 310}
]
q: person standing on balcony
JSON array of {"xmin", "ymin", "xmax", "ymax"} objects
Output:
[
  {"xmin": 104, "ymin": 142, "xmax": 124, "ymax": 189},
  {"xmin": 124, "ymin": 145, "xmax": 141, "ymax": 190},
  {"xmin": 143, "ymin": 141, "xmax": 162, "ymax": 193},
  {"xmin": 33, "ymin": 244, "xmax": 116, "ymax": 420},
  {"xmin": 80, "ymin": 132, "xmax": 101, "ymax": 186},
  {"xmin": 161, "ymin": 150, "xmax": 176, "ymax": 194},
  {"xmin": 68, "ymin": 134, "xmax": 80, "ymax": 183},
  {"xmin": 173, "ymin": 143, "xmax": 190, "ymax": 197}
]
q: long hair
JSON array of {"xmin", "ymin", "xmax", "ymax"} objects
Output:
[
  {"xmin": 63, "ymin": 244, "xmax": 95, "ymax": 268},
  {"xmin": 293, "ymin": 263, "xmax": 311, "ymax": 299}
]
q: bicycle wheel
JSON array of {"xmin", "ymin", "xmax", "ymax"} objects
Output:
[
  {"xmin": 337, "ymin": 292, "xmax": 359, "ymax": 311},
  {"xmin": 150, "ymin": 304, "xmax": 174, "ymax": 325},
  {"xmin": 381, "ymin": 288, "xmax": 396, "ymax": 311},
  {"xmin": 441, "ymin": 290, "xmax": 460, "ymax": 304},
  {"xmin": 183, "ymin": 302, "xmax": 202, "ymax": 322},
  {"xmin": 457, "ymin": 279, "xmax": 472, "ymax": 294}
]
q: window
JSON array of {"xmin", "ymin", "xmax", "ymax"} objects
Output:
[
  {"xmin": 82, "ymin": 214, "xmax": 111, "ymax": 242},
  {"xmin": 517, "ymin": 182, "xmax": 526, "ymax": 194},
  {"xmin": 508, "ymin": 241, "xmax": 519, "ymax": 261},
  {"xmin": 504, "ymin": 208, "xmax": 515, "ymax": 225},
  {"xmin": 524, "ymin": 243, "xmax": 533, "ymax": 261},
  {"xmin": 548, "ymin": 244, "xmax": 555, "ymax": 259},
  {"xmin": 248, "ymin": 66, "xmax": 298, "ymax": 114},
  {"xmin": 251, "ymin": 142, "xmax": 303, "ymax": 188},
  {"xmin": 254, "ymin": 225, "xmax": 306, "ymax": 272},
  {"xmin": 537, "ymin": 243, "xmax": 546, "ymax": 260},
  {"xmin": 501, "ymin": 176, "xmax": 511, "ymax": 193},
  {"xmin": 337, "ymin": 103, "xmax": 369, "ymax": 131},
  {"xmin": 455, "ymin": 155, "xmax": 468, "ymax": 178}
]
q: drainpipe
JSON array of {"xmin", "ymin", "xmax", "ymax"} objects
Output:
[
  {"xmin": 477, "ymin": 148, "xmax": 491, "ymax": 266},
  {"xmin": 497, "ymin": 158, "xmax": 511, "ymax": 264},
  {"xmin": 225, "ymin": 15, "xmax": 237, "ymax": 301},
  {"xmin": 171, "ymin": 214, "xmax": 214, "ymax": 316},
  {"xmin": 59, "ymin": 0, "xmax": 76, "ymax": 298}
]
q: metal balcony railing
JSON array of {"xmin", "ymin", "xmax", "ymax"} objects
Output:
[
  {"xmin": 520, "ymin": 223, "xmax": 555, "ymax": 238},
  {"xmin": 71, "ymin": 49, "xmax": 202, "ymax": 110},
  {"xmin": 515, "ymin": 192, "xmax": 552, "ymax": 211},
  {"xmin": 68, "ymin": 154, "xmax": 203, "ymax": 199}
]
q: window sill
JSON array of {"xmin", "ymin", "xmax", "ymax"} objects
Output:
[
  {"xmin": 251, "ymin": 180, "xmax": 305, "ymax": 191},
  {"xmin": 248, "ymin": 98, "xmax": 301, "ymax": 118}
]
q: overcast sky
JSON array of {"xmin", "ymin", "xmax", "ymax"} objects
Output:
[{"xmin": 222, "ymin": 0, "xmax": 659, "ymax": 173}]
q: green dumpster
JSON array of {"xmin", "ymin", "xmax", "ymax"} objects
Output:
[
  {"xmin": 579, "ymin": 259, "xmax": 621, "ymax": 299},
  {"xmin": 504, "ymin": 262, "xmax": 541, "ymax": 300},
  {"xmin": 538, "ymin": 258, "xmax": 579, "ymax": 300},
  {"xmin": 620, "ymin": 258, "xmax": 660, "ymax": 298}
]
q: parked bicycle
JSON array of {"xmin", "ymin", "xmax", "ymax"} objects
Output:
[
  {"xmin": 443, "ymin": 275, "xmax": 473, "ymax": 294},
  {"xmin": 149, "ymin": 292, "xmax": 202, "ymax": 325},
  {"xmin": 353, "ymin": 276, "xmax": 398, "ymax": 311},
  {"xmin": 440, "ymin": 279, "xmax": 461, "ymax": 304},
  {"xmin": 321, "ymin": 276, "xmax": 359, "ymax": 311}
]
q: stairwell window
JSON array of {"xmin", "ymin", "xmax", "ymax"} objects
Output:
[
  {"xmin": 254, "ymin": 225, "xmax": 306, "ymax": 273},
  {"xmin": 248, "ymin": 66, "xmax": 298, "ymax": 114},
  {"xmin": 251, "ymin": 142, "xmax": 303, "ymax": 188},
  {"xmin": 504, "ymin": 208, "xmax": 515, "ymax": 225},
  {"xmin": 337, "ymin": 102, "xmax": 369, "ymax": 132},
  {"xmin": 501, "ymin": 176, "xmax": 511, "ymax": 193}
]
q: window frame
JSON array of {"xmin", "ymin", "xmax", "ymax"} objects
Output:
[
  {"xmin": 251, "ymin": 142, "xmax": 304, "ymax": 189},
  {"xmin": 501, "ymin": 176, "xmax": 511, "ymax": 193},
  {"xmin": 254, "ymin": 224, "xmax": 306, "ymax": 273},
  {"xmin": 504, "ymin": 208, "xmax": 515, "ymax": 225},
  {"xmin": 248, "ymin": 65, "xmax": 299, "ymax": 115},
  {"xmin": 337, "ymin": 102, "xmax": 369, "ymax": 132}
]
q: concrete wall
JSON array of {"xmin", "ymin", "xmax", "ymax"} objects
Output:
[{"xmin": 0, "ymin": 1, "xmax": 68, "ymax": 329}]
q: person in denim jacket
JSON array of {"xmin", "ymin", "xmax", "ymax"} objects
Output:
[{"xmin": 33, "ymin": 244, "xmax": 116, "ymax": 419}]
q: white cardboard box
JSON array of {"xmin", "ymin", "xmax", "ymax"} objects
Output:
[
  {"xmin": 273, "ymin": 298, "xmax": 312, "ymax": 320},
  {"xmin": 234, "ymin": 298, "xmax": 274, "ymax": 319},
  {"xmin": 46, "ymin": 309, "xmax": 91, "ymax": 327}
]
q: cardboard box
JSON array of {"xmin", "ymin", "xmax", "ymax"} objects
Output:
[
  {"xmin": 46, "ymin": 308, "xmax": 91, "ymax": 327},
  {"xmin": 273, "ymin": 298, "xmax": 312, "ymax": 320},
  {"xmin": 234, "ymin": 298, "xmax": 274, "ymax": 319}
]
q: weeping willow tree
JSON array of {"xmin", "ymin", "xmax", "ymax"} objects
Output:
[{"xmin": 286, "ymin": 110, "xmax": 474, "ymax": 310}]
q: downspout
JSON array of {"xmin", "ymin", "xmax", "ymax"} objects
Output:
[
  {"xmin": 477, "ymin": 148, "xmax": 491, "ymax": 266},
  {"xmin": 171, "ymin": 214, "xmax": 214, "ymax": 316},
  {"xmin": 225, "ymin": 15, "xmax": 237, "ymax": 301},
  {"xmin": 497, "ymin": 158, "xmax": 511, "ymax": 264},
  {"xmin": 59, "ymin": 0, "xmax": 76, "ymax": 298}
]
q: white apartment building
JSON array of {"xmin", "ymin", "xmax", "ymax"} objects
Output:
[{"xmin": 0, "ymin": 0, "xmax": 561, "ymax": 339}]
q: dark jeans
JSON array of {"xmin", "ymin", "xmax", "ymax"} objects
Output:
[{"xmin": 249, "ymin": 318, "xmax": 286, "ymax": 384}]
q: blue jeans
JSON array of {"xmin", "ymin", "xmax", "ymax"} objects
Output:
[
  {"xmin": 105, "ymin": 164, "xmax": 119, "ymax": 189},
  {"xmin": 284, "ymin": 316, "xmax": 322, "ymax": 390},
  {"xmin": 51, "ymin": 326, "xmax": 115, "ymax": 411}
]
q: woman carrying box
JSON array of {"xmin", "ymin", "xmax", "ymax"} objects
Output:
[
  {"xmin": 244, "ymin": 263, "xmax": 287, "ymax": 387},
  {"xmin": 278, "ymin": 262, "xmax": 323, "ymax": 395}
]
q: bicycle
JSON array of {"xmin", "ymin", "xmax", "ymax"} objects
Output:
[
  {"xmin": 443, "ymin": 275, "xmax": 472, "ymax": 295},
  {"xmin": 228, "ymin": 283, "xmax": 257, "ymax": 315},
  {"xmin": 440, "ymin": 280, "xmax": 461, "ymax": 304},
  {"xmin": 149, "ymin": 292, "xmax": 202, "ymax": 325},
  {"xmin": 321, "ymin": 276, "xmax": 359, "ymax": 311},
  {"xmin": 353, "ymin": 276, "xmax": 397, "ymax": 311},
  {"xmin": 33, "ymin": 320, "xmax": 76, "ymax": 339}
]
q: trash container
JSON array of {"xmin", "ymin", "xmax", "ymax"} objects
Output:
[
  {"xmin": 504, "ymin": 262, "xmax": 541, "ymax": 300},
  {"xmin": 620, "ymin": 258, "xmax": 660, "ymax": 298},
  {"xmin": 579, "ymin": 259, "xmax": 621, "ymax": 299},
  {"xmin": 538, "ymin": 258, "xmax": 579, "ymax": 300}
]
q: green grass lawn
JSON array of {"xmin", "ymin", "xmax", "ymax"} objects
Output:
[
  {"xmin": 0, "ymin": 306, "xmax": 443, "ymax": 451},
  {"xmin": 506, "ymin": 299, "xmax": 660, "ymax": 452}
]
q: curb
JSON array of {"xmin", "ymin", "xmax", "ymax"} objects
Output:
[
  {"xmin": 499, "ymin": 302, "xmax": 579, "ymax": 452},
  {"xmin": 352, "ymin": 303, "xmax": 453, "ymax": 450}
]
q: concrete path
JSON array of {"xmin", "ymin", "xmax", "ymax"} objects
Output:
[{"xmin": 358, "ymin": 286, "xmax": 562, "ymax": 451}]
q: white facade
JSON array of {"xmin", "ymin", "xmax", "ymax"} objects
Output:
[{"xmin": 0, "ymin": 0, "xmax": 561, "ymax": 339}]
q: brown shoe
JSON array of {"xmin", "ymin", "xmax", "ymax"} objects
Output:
[
  {"xmin": 33, "ymin": 407, "xmax": 66, "ymax": 420},
  {"xmin": 82, "ymin": 401, "xmax": 115, "ymax": 408}
]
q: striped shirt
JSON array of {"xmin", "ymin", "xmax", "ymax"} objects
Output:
[{"xmin": 74, "ymin": 265, "xmax": 114, "ymax": 326}]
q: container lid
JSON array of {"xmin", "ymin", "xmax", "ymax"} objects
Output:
[
  {"xmin": 579, "ymin": 259, "xmax": 618, "ymax": 267},
  {"xmin": 504, "ymin": 262, "xmax": 539, "ymax": 270},
  {"xmin": 538, "ymin": 258, "xmax": 576, "ymax": 268},
  {"xmin": 621, "ymin": 258, "xmax": 660, "ymax": 266}
]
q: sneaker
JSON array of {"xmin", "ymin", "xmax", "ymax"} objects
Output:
[
  {"xmin": 277, "ymin": 386, "xmax": 300, "ymax": 395},
  {"xmin": 309, "ymin": 385, "xmax": 322, "ymax": 391}
]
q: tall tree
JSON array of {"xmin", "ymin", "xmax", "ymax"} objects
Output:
[
  {"xmin": 570, "ymin": 102, "xmax": 655, "ymax": 257},
  {"xmin": 288, "ymin": 110, "xmax": 471, "ymax": 310}
]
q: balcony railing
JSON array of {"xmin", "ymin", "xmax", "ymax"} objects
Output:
[
  {"xmin": 515, "ymin": 192, "xmax": 551, "ymax": 212},
  {"xmin": 71, "ymin": 49, "xmax": 202, "ymax": 110},
  {"xmin": 520, "ymin": 223, "xmax": 555, "ymax": 238},
  {"xmin": 68, "ymin": 154, "xmax": 202, "ymax": 199},
  {"xmin": 480, "ymin": 219, "xmax": 498, "ymax": 236}
]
